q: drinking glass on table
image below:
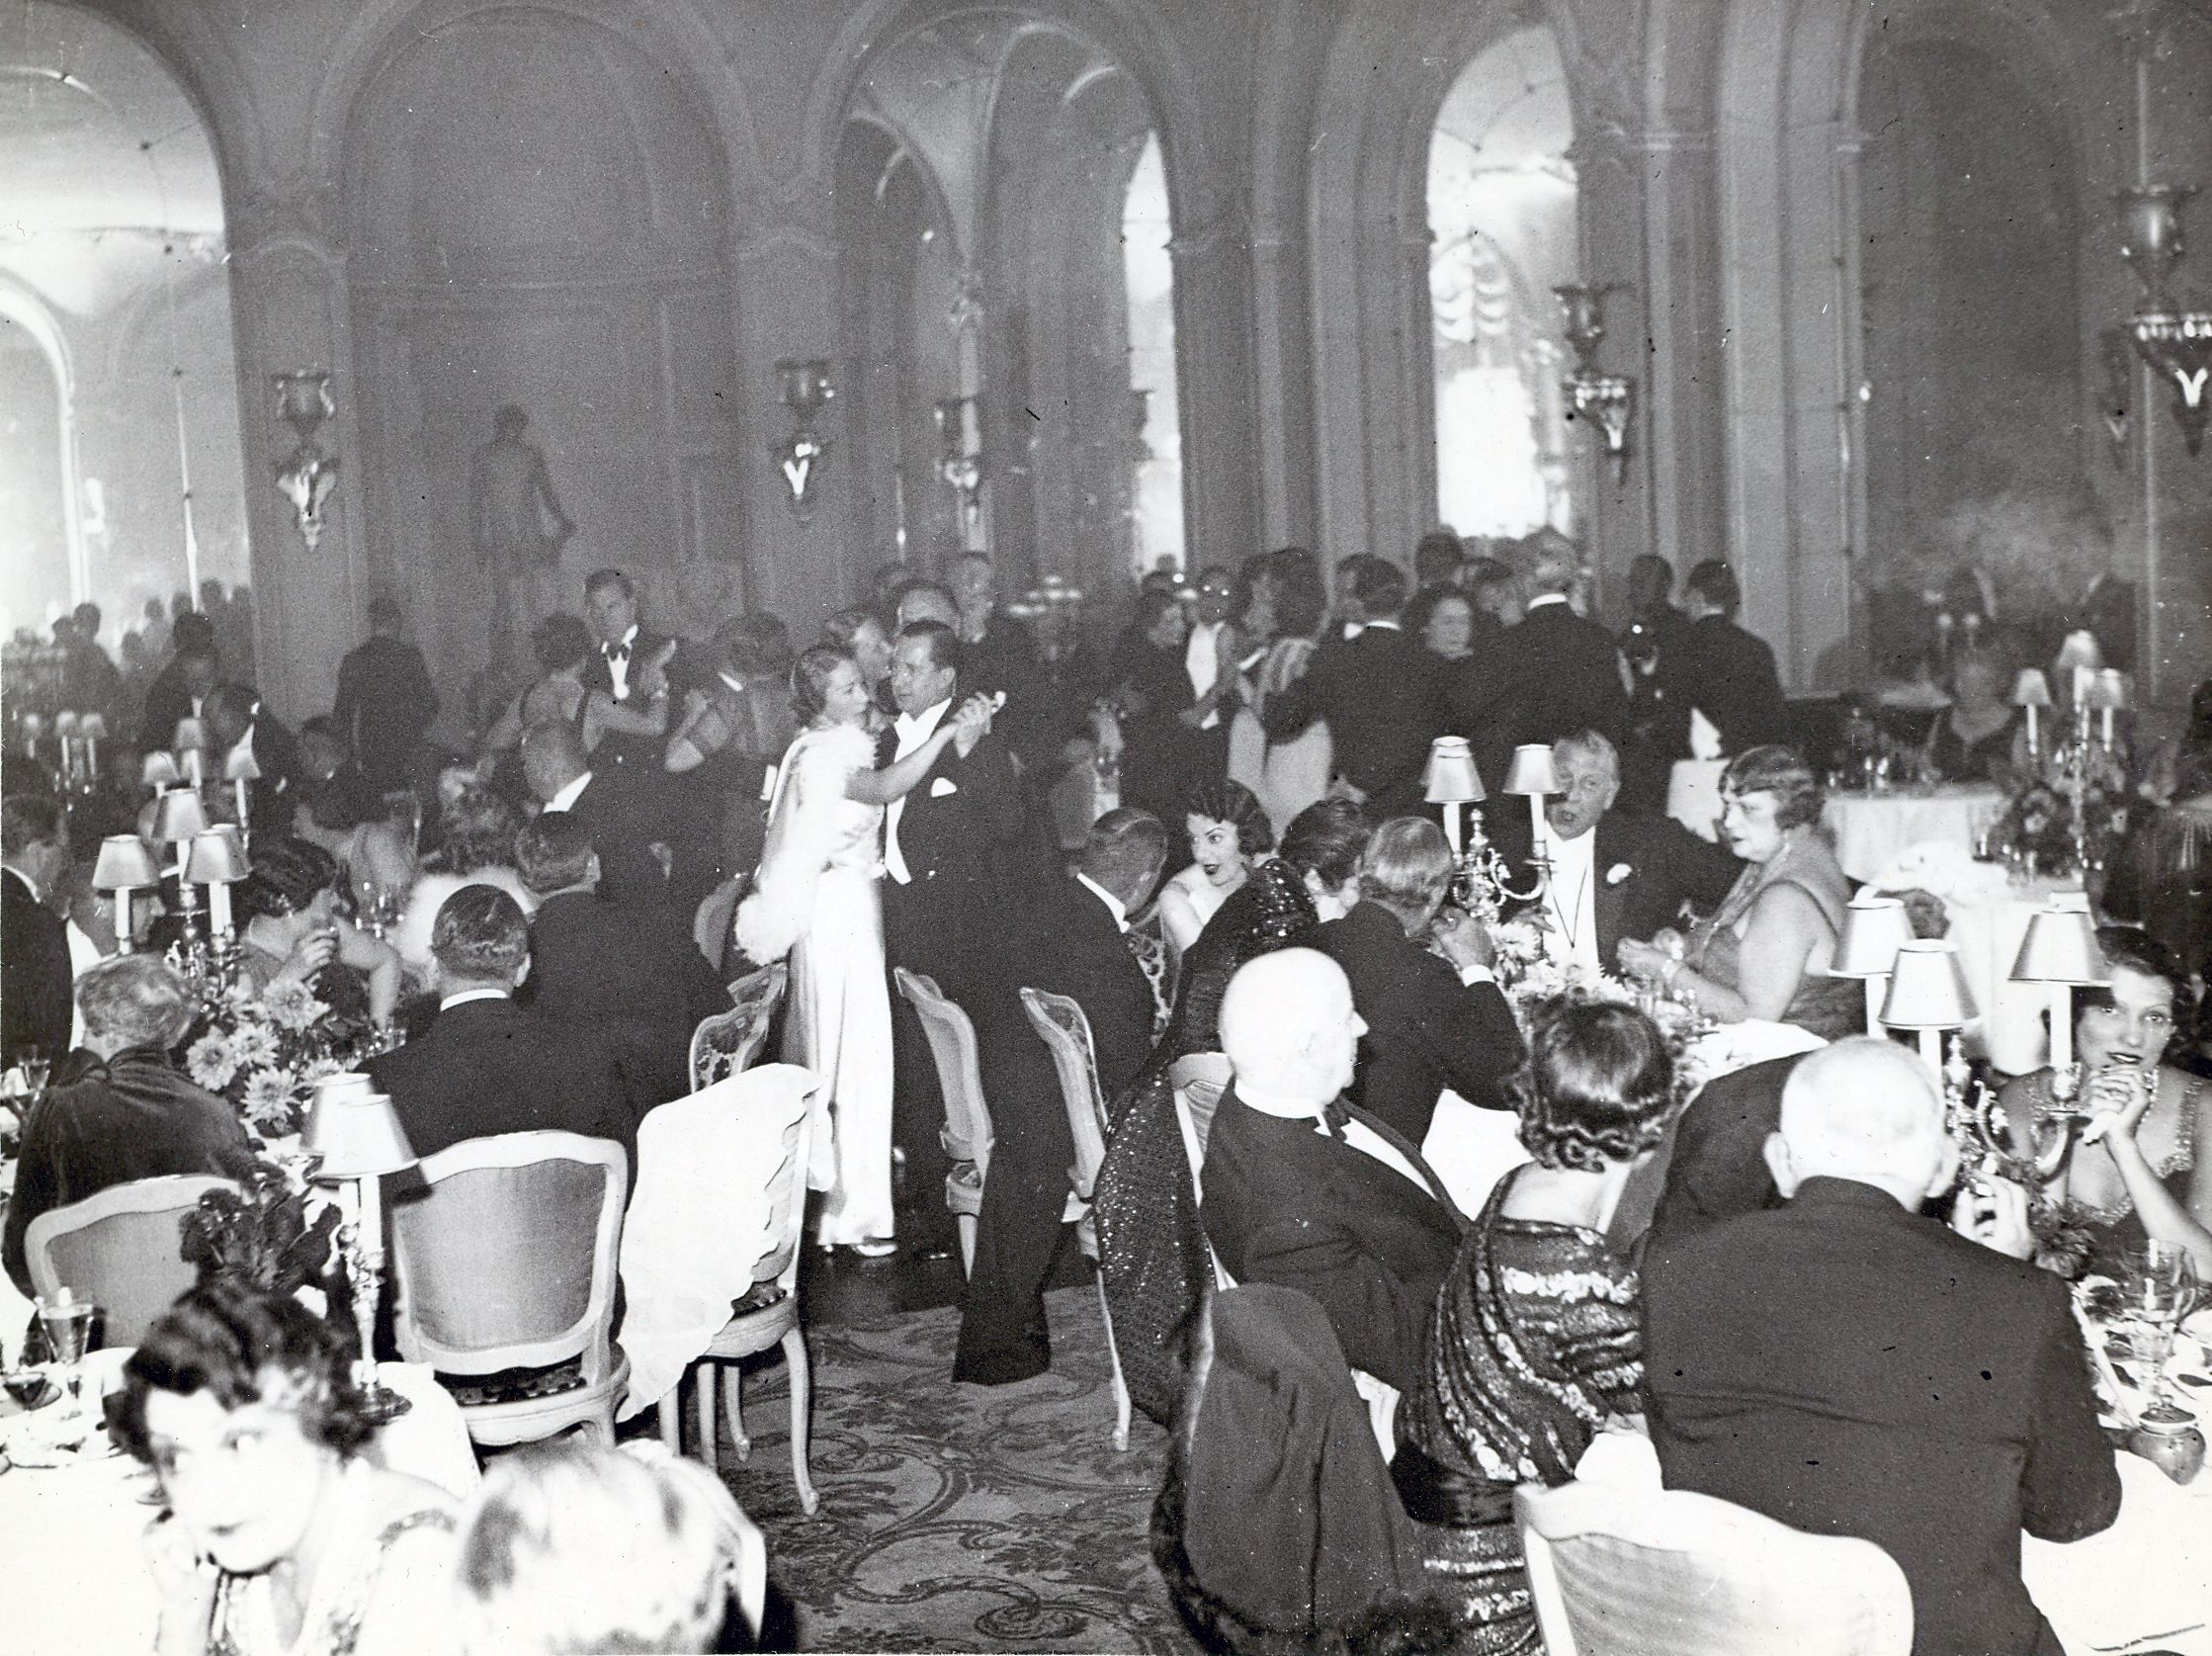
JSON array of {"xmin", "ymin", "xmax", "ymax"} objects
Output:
[
  {"xmin": 35, "ymin": 1291, "xmax": 97, "ymax": 1425},
  {"xmin": 16, "ymin": 1045, "xmax": 50, "ymax": 1099},
  {"xmin": 2130, "ymin": 1242, "xmax": 2199, "ymax": 1428}
]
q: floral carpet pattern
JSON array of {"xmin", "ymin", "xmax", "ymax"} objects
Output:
[{"xmin": 708, "ymin": 1286, "xmax": 1191, "ymax": 1653}]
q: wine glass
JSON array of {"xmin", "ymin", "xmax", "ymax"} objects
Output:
[
  {"xmin": 17, "ymin": 1045, "xmax": 50, "ymax": 1100},
  {"xmin": 2129, "ymin": 1242, "xmax": 2198, "ymax": 1428},
  {"xmin": 34, "ymin": 1293, "xmax": 96, "ymax": 1426}
]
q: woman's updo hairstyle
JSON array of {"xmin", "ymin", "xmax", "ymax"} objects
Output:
[
  {"xmin": 1721, "ymin": 743, "xmax": 1825, "ymax": 830},
  {"xmin": 789, "ymin": 645, "xmax": 853, "ymax": 727},
  {"xmin": 236, "ymin": 836, "xmax": 339, "ymax": 922},
  {"xmin": 1512, "ymin": 1001, "xmax": 1676, "ymax": 1174},
  {"xmin": 1182, "ymin": 778, "xmax": 1274, "ymax": 857}
]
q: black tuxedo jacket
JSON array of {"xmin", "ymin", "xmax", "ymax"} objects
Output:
[
  {"xmin": 877, "ymin": 719, "xmax": 1033, "ymax": 943},
  {"xmin": 1, "ymin": 868, "xmax": 72, "ymax": 1071},
  {"xmin": 1199, "ymin": 1089, "xmax": 1466, "ymax": 1394},
  {"xmin": 333, "ymin": 636, "xmax": 439, "ymax": 790},
  {"xmin": 522, "ymin": 890, "xmax": 726, "ymax": 1110},
  {"xmin": 963, "ymin": 614, "xmax": 1053, "ymax": 769},
  {"xmin": 1659, "ymin": 614, "xmax": 1790, "ymax": 757},
  {"xmin": 1316, "ymin": 900, "xmax": 1524, "ymax": 1145},
  {"xmin": 1495, "ymin": 599, "xmax": 1628, "ymax": 746},
  {"xmin": 1262, "ymin": 624, "xmax": 1436, "ymax": 814},
  {"xmin": 1483, "ymin": 807, "xmax": 1743, "ymax": 969},
  {"xmin": 580, "ymin": 627, "xmax": 673, "ymax": 706},
  {"xmin": 1642, "ymin": 1051, "xmax": 1805, "ymax": 1251},
  {"xmin": 581, "ymin": 627, "xmax": 674, "ymax": 773},
  {"xmin": 367, "ymin": 996, "xmax": 632, "ymax": 1169},
  {"xmin": 557, "ymin": 769, "xmax": 668, "ymax": 903},
  {"xmin": 1644, "ymin": 1178, "xmax": 2120, "ymax": 1656}
]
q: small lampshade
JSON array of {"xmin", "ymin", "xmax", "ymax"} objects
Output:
[
  {"xmin": 150, "ymin": 788, "xmax": 209, "ymax": 844},
  {"xmin": 183, "ymin": 826, "xmax": 252, "ymax": 885},
  {"xmin": 2011, "ymin": 668, "xmax": 2052, "ymax": 710},
  {"xmin": 1501, "ymin": 743, "xmax": 1559, "ymax": 797},
  {"xmin": 1423, "ymin": 737, "xmax": 1486, "ymax": 805},
  {"xmin": 1829, "ymin": 895, "xmax": 1914, "ymax": 978},
  {"xmin": 223, "ymin": 743, "xmax": 262, "ymax": 783},
  {"xmin": 91, "ymin": 834, "xmax": 161, "ymax": 891},
  {"xmin": 141, "ymin": 751, "xmax": 181, "ymax": 789},
  {"xmin": 53, "ymin": 711, "xmax": 79, "ymax": 737},
  {"xmin": 303, "ymin": 1076, "xmax": 418, "ymax": 1178},
  {"xmin": 2085, "ymin": 667, "xmax": 2128, "ymax": 712},
  {"xmin": 2009, "ymin": 903, "xmax": 2108, "ymax": 985},
  {"xmin": 1879, "ymin": 939, "xmax": 1979, "ymax": 1029},
  {"xmin": 173, "ymin": 717, "xmax": 208, "ymax": 752},
  {"xmin": 79, "ymin": 713, "xmax": 108, "ymax": 741}
]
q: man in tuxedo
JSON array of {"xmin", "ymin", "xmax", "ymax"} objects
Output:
[
  {"xmin": 1658, "ymin": 560, "xmax": 1790, "ymax": 758},
  {"xmin": 1496, "ymin": 528, "xmax": 1627, "ymax": 746},
  {"xmin": 521, "ymin": 717, "xmax": 667, "ymax": 904},
  {"xmin": 1262, "ymin": 555, "xmax": 1434, "ymax": 816},
  {"xmin": 1, "ymin": 795, "xmax": 74, "ymax": 1072},
  {"xmin": 1481, "ymin": 731, "xmax": 1741, "ymax": 978},
  {"xmin": 1640, "ymin": 1050, "xmax": 1807, "ymax": 1250},
  {"xmin": 333, "ymin": 596, "xmax": 440, "ymax": 794},
  {"xmin": 1202, "ymin": 948, "xmax": 1466, "ymax": 1395},
  {"xmin": 515, "ymin": 814, "xmax": 725, "ymax": 1117},
  {"xmin": 949, "ymin": 554, "xmax": 1054, "ymax": 771},
  {"xmin": 367, "ymin": 885, "xmax": 631, "ymax": 1166},
  {"xmin": 880, "ymin": 619, "xmax": 1037, "ymax": 1258},
  {"xmin": 1316, "ymin": 816, "xmax": 1523, "ymax": 1146},
  {"xmin": 580, "ymin": 568, "xmax": 674, "ymax": 777},
  {"xmin": 203, "ymin": 684, "xmax": 299, "ymax": 842},
  {"xmin": 1643, "ymin": 1040, "xmax": 2118, "ymax": 1656},
  {"xmin": 138, "ymin": 611, "xmax": 221, "ymax": 752},
  {"xmin": 1179, "ymin": 566, "xmax": 1239, "ymax": 787},
  {"xmin": 956, "ymin": 809, "xmax": 1168, "ymax": 1384}
]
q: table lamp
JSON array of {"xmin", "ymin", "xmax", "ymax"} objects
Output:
[
  {"xmin": 184, "ymin": 826, "xmax": 252, "ymax": 938},
  {"xmin": 2011, "ymin": 668, "xmax": 2051, "ymax": 753},
  {"xmin": 1880, "ymin": 938, "xmax": 1980, "ymax": 1071},
  {"xmin": 91, "ymin": 835, "xmax": 161, "ymax": 953},
  {"xmin": 222, "ymin": 744, "xmax": 262, "ymax": 839},
  {"xmin": 303, "ymin": 1073, "xmax": 418, "ymax": 1422},
  {"xmin": 141, "ymin": 750, "xmax": 181, "ymax": 793},
  {"xmin": 1829, "ymin": 894, "xmax": 1914, "ymax": 1035},
  {"xmin": 1423, "ymin": 737, "xmax": 1485, "ymax": 855},
  {"xmin": 1501, "ymin": 743, "xmax": 1559, "ymax": 849},
  {"xmin": 150, "ymin": 786, "xmax": 209, "ymax": 856},
  {"xmin": 174, "ymin": 718, "xmax": 209, "ymax": 787},
  {"xmin": 2009, "ymin": 896, "xmax": 2106, "ymax": 1082}
]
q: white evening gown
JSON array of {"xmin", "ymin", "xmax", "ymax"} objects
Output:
[
  {"xmin": 1254, "ymin": 637, "xmax": 1330, "ymax": 840},
  {"xmin": 733, "ymin": 723, "xmax": 895, "ymax": 1246}
]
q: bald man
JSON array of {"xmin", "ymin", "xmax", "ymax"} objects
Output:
[
  {"xmin": 1200, "ymin": 949, "xmax": 1465, "ymax": 1394},
  {"xmin": 1643, "ymin": 1039, "xmax": 2118, "ymax": 1656}
]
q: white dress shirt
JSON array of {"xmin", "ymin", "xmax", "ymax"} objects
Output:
[
  {"xmin": 542, "ymin": 770, "xmax": 592, "ymax": 815},
  {"xmin": 1523, "ymin": 592, "xmax": 1570, "ymax": 616},
  {"xmin": 1186, "ymin": 621, "xmax": 1223, "ymax": 730},
  {"xmin": 439, "ymin": 988, "xmax": 512, "ymax": 1011},
  {"xmin": 883, "ymin": 698, "xmax": 950, "ymax": 886},
  {"xmin": 604, "ymin": 624, "xmax": 639, "ymax": 701},
  {"xmin": 1538, "ymin": 819, "xmax": 1602, "ymax": 976},
  {"xmin": 1074, "ymin": 872, "xmax": 1130, "ymax": 932}
]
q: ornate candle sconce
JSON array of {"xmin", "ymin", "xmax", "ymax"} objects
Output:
[
  {"xmin": 934, "ymin": 395, "xmax": 984, "ymax": 529},
  {"xmin": 1555, "ymin": 284, "xmax": 1637, "ymax": 481},
  {"xmin": 272, "ymin": 372, "xmax": 339, "ymax": 550},
  {"xmin": 772, "ymin": 359, "xmax": 833, "ymax": 515},
  {"xmin": 2116, "ymin": 186, "xmax": 2212, "ymax": 457}
]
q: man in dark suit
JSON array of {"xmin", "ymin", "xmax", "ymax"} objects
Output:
[
  {"xmin": 1658, "ymin": 560, "xmax": 1790, "ymax": 758},
  {"xmin": 1317, "ymin": 817, "xmax": 1523, "ymax": 1147},
  {"xmin": 1202, "ymin": 947, "xmax": 1466, "ymax": 1394},
  {"xmin": 333, "ymin": 596, "xmax": 440, "ymax": 794},
  {"xmin": 138, "ymin": 611, "xmax": 221, "ymax": 753},
  {"xmin": 1643, "ymin": 1039, "xmax": 2119, "ymax": 1656},
  {"xmin": 1263, "ymin": 555, "xmax": 1435, "ymax": 817},
  {"xmin": 946, "ymin": 555, "xmax": 1054, "ymax": 773},
  {"xmin": 956, "ymin": 809, "xmax": 1168, "ymax": 1384},
  {"xmin": 1641, "ymin": 1050, "xmax": 1807, "ymax": 1251},
  {"xmin": 521, "ymin": 717, "xmax": 668, "ymax": 904},
  {"xmin": 203, "ymin": 684, "xmax": 299, "ymax": 843},
  {"xmin": 367, "ymin": 885, "xmax": 631, "ymax": 1167},
  {"xmin": 514, "ymin": 814, "xmax": 726, "ymax": 1117},
  {"xmin": 880, "ymin": 619, "xmax": 1040, "ymax": 1258},
  {"xmin": 580, "ymin": 567, "xmax": 676, "ymax": 779},
  {"xmin": 1, "ymin": 796, "xmax": 74, "ymax": 1072},
  {"xmin": 1481, "ymin": 730, "xmax": 1742, "ymax": 977},
  {"xmin": 1495, "ymin": 528, "xmax": 1627, "ymax": 746}
]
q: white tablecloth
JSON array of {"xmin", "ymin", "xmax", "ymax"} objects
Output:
[
  {"xmin": 1823, "ymin": 787, "xmax": 2007, "ymax": 884},
  {"xmin": 1939, "ymin": 877, "xmax": 2083, "ymax": 1076},
  {"xmin": 0, "ymin": 1359, "xmax": 477, "ymax": 1656}
]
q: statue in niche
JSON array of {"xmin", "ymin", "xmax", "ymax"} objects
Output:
[{"xmin": 470, "ymin": 404, "xmax": 575, "ymax": 674}]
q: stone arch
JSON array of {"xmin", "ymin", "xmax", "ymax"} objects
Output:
[{"xmin": 0, "ymin": 276, "xmax": 87, "ymax": 609}]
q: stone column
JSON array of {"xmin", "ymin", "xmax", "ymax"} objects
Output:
[{"xmin": 1168, "ymin": 213, "xmax": 1266, "ymax": 572}]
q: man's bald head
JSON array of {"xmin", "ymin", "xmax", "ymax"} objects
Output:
[
  {"xmin": 1221, "ymin": 948, "xmax": 1364, "ymax": 1106},
  {"xmin": 1765, "ymin": 1037, "xmax": 1957, "ymax": 1208}
]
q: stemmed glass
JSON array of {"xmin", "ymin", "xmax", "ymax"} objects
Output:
[
  {"xmin": 2129, "ymin": 1242, "xmax": 2199, "ymax": 1428},
  {"xmin": 34, "ymin": 1292, "xmax": 97, "ymax": 1427},
  {"xmin": 17, "ymin": 1046, "xmax": 50, "ymax": 1099}
]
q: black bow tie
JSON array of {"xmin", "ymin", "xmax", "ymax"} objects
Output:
[
  {"xmin": 1319, "ymin": 1096, "xmax": 1353, "ymax": 1141},
  {"xmin": 604, "ymin": 641, "xmax": 631, "ymax": 663}
]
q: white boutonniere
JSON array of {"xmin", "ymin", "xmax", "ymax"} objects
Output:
[{"xmin": 1605, "ymin": 863, "xmax": 1634, "ymax": 886}]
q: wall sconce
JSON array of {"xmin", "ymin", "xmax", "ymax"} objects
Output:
[
  {"xmin": 272, "ymin": 371, "xmax": 339, "ymax": 550},
  {"xmin": 1555, "ymin": 284, "xmax": 1636, "ymax": 481},
  {"xmin": 772, "ymin": 359, "xmax": 833, "ymax": 515},
  {"xmin": 934, "ymin": 395, "xmax": 984, "ymax": 530},
  {"xmin": 2116, "ymin": 186, "xmax": 2212, "ymax": 457}
]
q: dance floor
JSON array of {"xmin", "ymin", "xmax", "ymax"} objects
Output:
[{"xmin": 697, "ymin": 1282, "xmax": 1189, "ymax": 1653}]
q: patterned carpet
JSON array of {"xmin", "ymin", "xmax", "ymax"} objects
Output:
[{"xmin": 698, "ymin": 1285, "xmax": 1193, "ymax": 1654}]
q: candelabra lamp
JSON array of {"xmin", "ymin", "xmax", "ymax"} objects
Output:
[
  {"xmin": 934, "ymin": 395, "xmax": 984, "ymax": 530},
  {"xmin": 2012, "ymin": 668, "xmax": 2053, "ymax": 756},
  {"xmin": 223, "ymin": 744, "xmax": 261, "ymax": 843},
  {"xmin": 302, "ymin": 1074, "xmax": 416, "ymax": 1423},
  {"xmin": 141, "ymin": 750, "xmax": 181, "ymax": 794},
  {"xmin": 1880, "ymin": 938, "xmax": 1979, "ymax": 1075},
  {"xmin": 2010, "ymin": 896, "xmax": 2107, "ymax": 1098},
  {"xmin": 184, "ymin": 826, "xmax": 252, "ymax": 987},
  {"xmin": 2116, "ymin": 187, "xmax": 2212, "ymax": 456},
  {"xmin": 771, "ymin": 359, "xmax": 833, "ymax": 515},
  {"xmin": 1555, "ymin": 284, "xmax": 1637, "ymax": 480},
  {"xmin": 1829, "ymin": 893, "xmax": 1914, "ymax": 1036},
  {"xmin": 273, "ymin": 371, "xmax": 340, "ymax": 550},
  {"xmin": 91, "ymin": 835, "xmax": 160, "ymax": 955}
]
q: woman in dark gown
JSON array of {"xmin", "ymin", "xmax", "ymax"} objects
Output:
[
  {"xmin": 1393, "ymin": 1002, "xmax": 1674, "ymax": 1653},
  {"xmin": 1093, "ymin": 798, "xmax": 1373, "ymax": 1424}
]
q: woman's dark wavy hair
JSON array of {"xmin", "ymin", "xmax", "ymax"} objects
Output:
[
  {"xmin": 1183, "ymin": 779, "xmax": 1274, "ymax": 857},
  {"xmin": 1402, "ymin": 585, "xmax": 1475, "ymax": 654},
  {"xmin": 1511, "ymin": 1001, "xmax": 1676, "ymax": 1174},
  {"xmin": 1277, "ymin": 798, "xmax": 1369, "ymax": 893},
  {"xmin": 236, "ymin": 836, "xmax": 338, "ymax": 921},
  {"xmin": 1272, "ymin": 564, "xmax": 1326, "ymax": 642},
  {"xmin": 790, "ymin": 645, "xmax": 853, "ymax": 726},
  {"xmin": 421, "ymin": 783, "xmax": 523, "ymax": 876},
  {"xmin": 532, "ymin": 612, "xmax": 593, "ymax": 674},
  {"xmin": 2071, "ymin": 924, "xmax": 2196, "ymax": 1058},
  {"xmin": 113, "ymin": 1280, "xmax": 376, "ymax": 1464}
]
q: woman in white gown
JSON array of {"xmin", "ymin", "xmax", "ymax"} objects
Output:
[{"xmin": 734, "ymin": 647, "xmax": 990, "ymax": 1254}]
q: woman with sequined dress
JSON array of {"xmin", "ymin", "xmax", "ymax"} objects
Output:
[{"xmin": 1393, "ymin": 1002, "xmax": 1674, "ymax": 1652}]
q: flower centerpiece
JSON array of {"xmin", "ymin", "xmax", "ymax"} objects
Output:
[
  {"xmin": 184, "ymin": 977, "xmax": 372, "ymax": 1139},
  {"xmin": 1987, "ymin": 734, "xmax": 2130, "ymax": 878},
  {"xmin": 1486, "ymin": 918, "xmax": 1711, "ymax": 1108}
]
